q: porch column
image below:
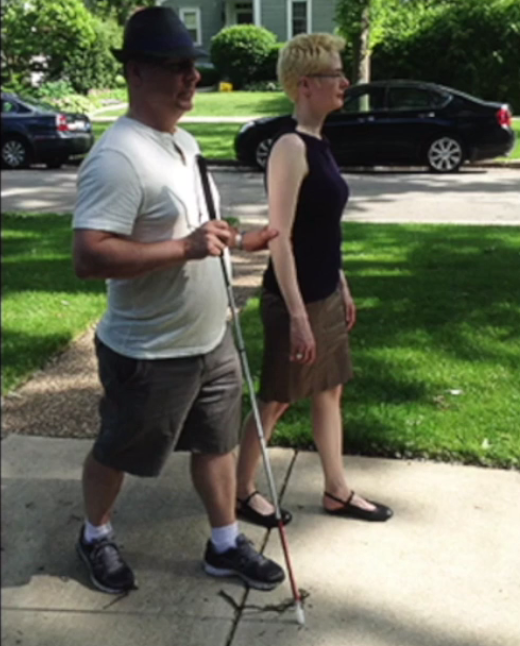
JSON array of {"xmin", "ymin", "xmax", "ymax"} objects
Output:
[{"xmin": 253, "ymin": 0, "xmax": 261, "ymax": 26}]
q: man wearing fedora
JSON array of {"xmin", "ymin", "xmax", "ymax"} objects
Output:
[{"xmin": 73, "ymin": 6, "xmax": 285, "ymax": 595}]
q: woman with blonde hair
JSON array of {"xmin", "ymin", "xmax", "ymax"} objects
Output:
[{"xmin": 236, "ymin": 33, "xmax": 393, "ymax": 527}]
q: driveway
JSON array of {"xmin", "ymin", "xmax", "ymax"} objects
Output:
[{"xmin": 1, "ymin": 167, "xmax": 519, "ymax": 225}]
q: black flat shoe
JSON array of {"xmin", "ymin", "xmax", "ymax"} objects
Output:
[
  {"xmin": 236, "ymin": 491, "xmax": 293, "ymax": 529},
  {"xmin": 323, "ymin": 491, "xmax": 393, "ymax": 522}
]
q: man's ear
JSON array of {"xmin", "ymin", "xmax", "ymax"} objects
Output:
[{"xmin": 126, "ymin": 60, "xmax": 144, "ymax": 87}]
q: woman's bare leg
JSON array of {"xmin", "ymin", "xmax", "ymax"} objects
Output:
[
  {"xmin": 311, "ymin": 385, "xmax": 375, "ymax": 511},
  {"xmin": 236, "ymin": 400, "xmax": 289, "ymax": 515}
]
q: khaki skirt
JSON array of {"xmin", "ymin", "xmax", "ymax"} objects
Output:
[{"xmin": 258, "ymin": 287, "xmax": 354, "ymax": 403}]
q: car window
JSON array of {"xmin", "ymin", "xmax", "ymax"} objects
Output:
[
  {"xmin": 343, "ymin": 87, "xmax": 385, "ymax": 113},
  {"xmin": 16, "ymin": 96, "xmax": 55, "ymax": 112},
  {"xmin": 2, "ymin": 100, "xmax": 19, "ymax": 114},
  {"xmin": 388, "ymin": 87, "xmax": 438, "ymax": 110}
]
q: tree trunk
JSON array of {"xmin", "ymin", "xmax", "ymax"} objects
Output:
[{"xmin": 351, "ymin": 3, "xmax": 371, "ymax": 84}]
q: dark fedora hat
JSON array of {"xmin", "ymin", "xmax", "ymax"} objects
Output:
[{"xmin": 111, "ymin": 6, "xmax": 207, "ymax": 63}]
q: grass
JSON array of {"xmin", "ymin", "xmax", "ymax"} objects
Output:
[
  {"xmin": 3, "ymin": 215, "xmax": 519, "ymax": 467},
  {"xmin": 92, "ymin": 122, "xmax": 240, "ymax": 159},
  {"xmin": 1, "ymin": 212, "xmax": 106, "ymax": 394},
  {"xmin": 240, "ymin": 223, "xmax": 520, "ymax": 469},
  {"xmin": 96, "ymin": 91, "xmax": 292, "ymax": 118}
]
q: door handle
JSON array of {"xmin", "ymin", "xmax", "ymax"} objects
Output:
[
  {"xmin": 357, "ymin": 116, "xmax": 375, "ymax": 123},
  {"xmin": 418, "ymin": 112, "xmax": 435, "ymax": 118}
]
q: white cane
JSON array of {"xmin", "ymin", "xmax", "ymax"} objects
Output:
[{"xmin": 196, "ymin": 154, "xmax": 305, "ymax": 626}]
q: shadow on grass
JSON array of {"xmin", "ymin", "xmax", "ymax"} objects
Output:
[{"xmin": 239, "ymin": 224, "xmax": 520, "ymax": 467}]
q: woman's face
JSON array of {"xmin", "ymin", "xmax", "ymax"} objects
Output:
[{"xmin": 301, "ymin": 52, "xmax": 350, "ymax": 114}]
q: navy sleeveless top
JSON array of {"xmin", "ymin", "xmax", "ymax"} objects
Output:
[{"xmin": 262, "ymin": 125, "xmax": 350, "ymax": 303}]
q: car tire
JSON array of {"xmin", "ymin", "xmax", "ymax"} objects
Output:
[
  {"xmin": 1, "ymin": 136, "xmax": 31, "ymax": 169},
  {"xmin": 255, "ymin": 138, "xmax": 273, "ymax": 170},
  {"xmin": 426, "ymin": 135, "xmax": 464, "ymax": 173}
]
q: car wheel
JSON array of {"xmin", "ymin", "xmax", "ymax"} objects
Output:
[
  {"xmin": 426, "ymin": 136, "xmax": 464, "ymax": 173},
  {"xmin": 2, "ymin": 137, "xmax": 31, "ymax": 169},
  {"xmin": 255, "ymin": 138, "xmax": 273, "ymax": 169}
]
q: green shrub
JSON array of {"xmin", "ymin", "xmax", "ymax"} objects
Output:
[
  {"xmin": 2, "ymin": 0, "xmax": 96, "ymax": 89},
  {"xmin": 197, "ymin": 63, "xmax": 220, "ymax": 88},
  {"xmin": 210, "ymin": 25, "xmax": 277, "ymax": 89},
  {"xmin": 33, "ymin": 80, "xmax": 76, "ymax": 100},
  {"xmin": 256, "ymin": 42, "xmax": 285, "ymax": 82},
  {"xmin": 62, "ymin": 16, "xmax": 122, "ymax": 94}
]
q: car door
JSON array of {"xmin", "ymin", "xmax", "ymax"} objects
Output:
[
  {"xmin": 382, "ymin": 85, "xmax": 450, "ymax": 162},
  {"xmin": 324, "ymin": 85, "xmax": 387, "ymax": 165}
]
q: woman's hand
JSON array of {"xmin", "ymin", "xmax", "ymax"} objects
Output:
[
  {"xmin": 290, "ymin": 313, "xmax": 316, "ymax": 364},
  {"xmin": 342, "ymin": 287, "xmax": 357, "ymax": 331}
]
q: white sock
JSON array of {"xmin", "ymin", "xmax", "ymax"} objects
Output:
[
  {"xmin": 211, "ymin": 522, "xmax": 239, "ymax": 554},
  {"xmin": 84, "ymin": 520, "xmax": 113, "ymax": 544}
]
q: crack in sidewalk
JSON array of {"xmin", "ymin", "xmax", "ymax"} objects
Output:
[{"xmin": 222, "ymin": 449, "xmax": 304, "ymax": 645}]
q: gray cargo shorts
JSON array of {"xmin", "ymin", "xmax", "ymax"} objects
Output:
[{"xmin": 92, "ymin": 326, "xmax": 242, "ymax": 477}]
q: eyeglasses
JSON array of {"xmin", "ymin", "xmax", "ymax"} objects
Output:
[
  {"xmin": 307, "ymin": 71, "xmax": 348, "ymax": 80},
  {"xmin": 155, "ymin": 59, "xmax": 197, "ymax": 75}
]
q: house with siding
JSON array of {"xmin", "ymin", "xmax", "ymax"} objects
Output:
[{"xmin": 159, "ymin": 1, "xmax": 336, "ymax": 51}]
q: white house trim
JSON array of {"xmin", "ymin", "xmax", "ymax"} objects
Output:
[
  {"xmin": 179, "ymin": 7, "xmax": 202, "ymax": 45},
  {"xmin": 253, "ymin": 0, "xmax": 261, "ymax": 26},
  {"xmin": 286, "ymin": 0, "xmax": 312, "ymax": 40}
]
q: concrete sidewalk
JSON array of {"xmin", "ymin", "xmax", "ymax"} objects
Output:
[{"xmin": 2, "ymin": 435, "xmax": 519, "ymax": 646}]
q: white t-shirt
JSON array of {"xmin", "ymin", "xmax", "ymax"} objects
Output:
[{"xmin": 73, "ymin": 116, "xmax": 228, "ymax": 359}]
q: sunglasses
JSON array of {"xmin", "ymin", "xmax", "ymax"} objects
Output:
[{"xmin": 137, "ymin": 56, "xmax": 197, "ymax": 75}]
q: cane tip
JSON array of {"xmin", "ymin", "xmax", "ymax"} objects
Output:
[{"xmin": 295, "ymin": 603, "xmax": 306, "ymax": 626}]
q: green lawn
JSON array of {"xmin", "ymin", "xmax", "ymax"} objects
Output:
[
  {"xmin": 92, "ymin": 121, "xmax": 240, "ymax": 159},
  {"xmin": 1, "ymin": 212, "xmax": 106, "ymax": 394},
  {"xmin": 97, "ymin": 91, "xmax": 292, "ymax": 118},
  {"xmin": 240, "ymin": 223, "xmax": 520, "ymax": 469},
  {"xmin": 3, "ymin": 214, "xmax": 519, "ymax": 468}
]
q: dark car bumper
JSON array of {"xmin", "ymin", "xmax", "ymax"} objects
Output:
[
  {"xmin": 469, "ymin": 127, "xmax": 516, "ymax": 162},
  {"xmin": 32, "ymin": 133, "xmax": 94, "ymax": 162}
]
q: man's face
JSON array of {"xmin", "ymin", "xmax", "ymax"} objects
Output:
[{"xmin": 128, "ymin": 58, "xmax": 201, "ymax": 113}]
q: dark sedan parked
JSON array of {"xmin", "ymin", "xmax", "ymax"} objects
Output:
[
  {"xmin": 235, "ymin": 80, "xmax": 516, "ymax": 172},
  {"xmin": 1, "ymin": 92, "xmax": 94, "ymax": 169}
]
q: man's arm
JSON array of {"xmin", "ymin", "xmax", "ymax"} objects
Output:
[{"xmin": 73, "ymin": 221, "xmax": 232, "ymax": 280}]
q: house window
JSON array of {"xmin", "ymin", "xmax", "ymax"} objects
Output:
[
  {"xmin": 288, "ymin": 0, "xmax": 311, "ymax": 38},
  {"xmin": 236, "ymin": 2, "xmax": 253, "ymax": 24},
  {"xmin": 179, "ymin": 7, "xmax": 202, "ymax": 45}
]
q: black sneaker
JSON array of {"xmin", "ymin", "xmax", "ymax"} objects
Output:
[
  {"xmin": 203, "ymin": 533, "xmax": 285, "ymax": 591},
  {"xmin": 76, "ymin": 525, "xmax": 137, "ymax": 594}
]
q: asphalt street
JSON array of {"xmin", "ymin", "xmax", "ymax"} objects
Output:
[{"xmin": 1, "ymin": 166, "xmax": 519, "ymax": 225}]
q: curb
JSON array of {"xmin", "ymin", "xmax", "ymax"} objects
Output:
[{"xmin": 207, "ymin": 160, "xmax": 520, "ymax": 171}]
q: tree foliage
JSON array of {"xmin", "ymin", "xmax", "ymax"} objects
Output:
[
  {"xmin": 84, "ymin": 0, "xmax": 156, "ymax": 26},
  {"xmin": 2, "ymin": 0, "xmax": 96, "ymax": 87},
  {"xmin": 335, "ymin": 0, "xmax": 401, "ymax": 82},
  {"xmin": 372, "ymin": 0, "xmax": 520, "ymax": 109},
  {"xmin": 1, "ymin": 0, "xmax": 126, "ymax": 94},
  {"xmin": 336, "ymin": 0, "xmax": 520, "ymax": 109}
]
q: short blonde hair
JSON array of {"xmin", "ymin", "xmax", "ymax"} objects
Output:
[{"xmin": 277, "ymin": 33, "xmax": 346, "ymax": 102}]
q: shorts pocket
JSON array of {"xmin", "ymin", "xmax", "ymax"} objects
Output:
[{"xmin": 96, "ymin": 338, "xmax": 148, "ymax": 391}]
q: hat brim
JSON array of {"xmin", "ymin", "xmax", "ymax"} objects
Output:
[{"xmin": 111, "ymin": 46, "xmax": 208, "ymax": 63}]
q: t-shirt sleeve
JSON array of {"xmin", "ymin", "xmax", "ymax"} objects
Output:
[{"xmin": 73, "ymin": 149, "xmax": 143, "ymax": 236}]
